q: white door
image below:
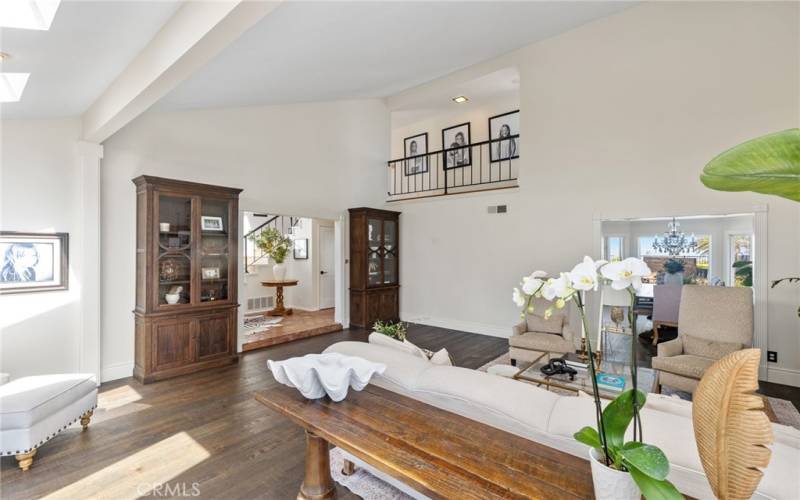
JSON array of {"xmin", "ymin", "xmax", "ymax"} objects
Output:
[{"xmin": 319, "ymin": 225, "xmax": 335, "ymax": 309}]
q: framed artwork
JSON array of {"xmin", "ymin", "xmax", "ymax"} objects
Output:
[
  {"xmin": 488, "ymin": 110, "xmax": 520, "ymax": 163},
  {"xmin": 293, "ymin": 238, "xmax": 308, "ymax": 260},
  {"xmin": 201, "ymin": 267, "xmax": 220, "ymax": 279},
  {"xmin": 442, "ymin": 122, "xmax": 471, "ymax": 169},
  {"xmin": 404, "ymin": 132, "xmax": 428, "ymax": 175},
  {"xmin": 201, "ymin": 216, "xmax": 224, "ymax": 231},
  {"xmin": 0, "ymin": 232, "xmax": 68, "ymax": 294}
]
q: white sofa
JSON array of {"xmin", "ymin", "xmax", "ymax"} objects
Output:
[
  {"xmin": 0, "ymin": 374, "xmax": 98, "ymax": 471},
  {"xmin": 324, "ymin": 341, "xmax": 800, "ymax": 500}
]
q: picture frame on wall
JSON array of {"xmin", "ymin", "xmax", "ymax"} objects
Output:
[
  {"xmin": 0, "ymin": 232, "xmax": 69, "ymax": 294},
  {"xmin": 293, "ymin": 238, "xmax": 308, "ymax": 260},
  {"xmin": 488, "ymin": 110, "xmax": 520, "ymax": 162},
  {"xmin": 404, "ymin": 132, "xmax": 428, "ymax": 175},
  {"xmin": 201, "ymin": 216, "xmax": 224, "ymax": 232},
  {"xmin": 442, "ymin": 122, "xmax": 471, "ymax": 169}
]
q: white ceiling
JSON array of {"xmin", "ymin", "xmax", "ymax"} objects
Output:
[
  {"xmin": 0, "ymin": 0, "xmax": 181, "ymax": 119},
  {"xmin": 157, "ymin": 1, "xmax": 636, "ymax": 111},
  {"xmin": 0, "ymin": 1, "xmax": 636, "ymax": 119}
]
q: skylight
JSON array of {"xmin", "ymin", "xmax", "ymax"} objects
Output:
[
  {"xmin": 0, "ymin": 0, "xmax": 61, "ymax": 31},
  {"xmin": 0, "ymin": 73, "xmax": 30, "ymax": 102}
]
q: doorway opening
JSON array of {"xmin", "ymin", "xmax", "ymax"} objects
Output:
[{"xmin": 240, "ymin": 212, "xmax": 341, "ymax": 351}]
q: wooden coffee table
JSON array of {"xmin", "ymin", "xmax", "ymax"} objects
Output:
[
  {"xmin": 261, "ymin": 279, "xmax": 298, "ymax": 316},
  {"xmin": 256, "ymin": 384, "xmax": 595, "ymax": 499}
]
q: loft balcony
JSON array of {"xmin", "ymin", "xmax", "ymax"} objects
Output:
[{"xmin": 386, "ymin": 135, "xmax": 520, "ymax": 201}]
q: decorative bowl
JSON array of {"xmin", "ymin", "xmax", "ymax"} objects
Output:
[{"xmin": 267, "ymin": 353, "xmax": 386, "ymax": 402}]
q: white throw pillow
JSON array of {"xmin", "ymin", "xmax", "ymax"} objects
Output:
[
  {"xmin": 429, "ymin": 348, "xmax": 453, "ymax": 366},
  {"xmin": 368, "ymin": 332, "xmax": 428, "ymax": 361}
]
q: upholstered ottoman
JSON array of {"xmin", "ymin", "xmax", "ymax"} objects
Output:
[{"xmin": 0, "ymin": 374, "xmax": 97, "ymax": 471}]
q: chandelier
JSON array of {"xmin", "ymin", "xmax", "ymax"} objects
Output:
[{"xmin": 652, "ymin": 217, "xmax": 697, "ymax": 256}]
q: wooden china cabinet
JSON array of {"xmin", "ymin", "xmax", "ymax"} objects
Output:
[
  {"xmin": 132, "ymin": 176, "xmax": 242, "ymax": 383},
  {"xmin": 349, "ymin": 207, "xmax": 400, "ymax": 328}
]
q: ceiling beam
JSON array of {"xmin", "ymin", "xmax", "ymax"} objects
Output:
[{"xmin": 82, "ymin": 0, "xmax": 280, "ymax": 143}]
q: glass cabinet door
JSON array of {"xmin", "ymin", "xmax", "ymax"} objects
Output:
[
  {"xmin": 367, "ymin": 218, "xmax": 382, "ymax": 286},
  {"xmin": 199, "ymin": 198, "xmax": 230, "ymax": 303},
  {"xmin": 157, "ymin": 194, "xmax": 193, "ymax": 306},
  {"xmin": 382, "ymin": 219, "xmax": 397, "ymax": 285}
]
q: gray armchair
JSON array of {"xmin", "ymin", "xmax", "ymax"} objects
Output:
[
  {"xmin": 509, "ymin": 297, "xmax": 576, "ymax": 366},
  {"xmin": 652, "ymin": 285, "xmax": 753, "ymax": 394}
]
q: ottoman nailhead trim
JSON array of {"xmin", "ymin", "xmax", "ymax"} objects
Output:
[{"xmin": 2, "ymin": 404, "xmax": 97, "ymax": 456}]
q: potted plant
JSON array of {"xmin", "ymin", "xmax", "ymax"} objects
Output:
[
  {"xmin": 662, "ymin": 258, "xmax": 685, "ymax": 285},
  {"xmin": 251, "ymin": 227, "xmax": 292, "ymax": 281},
  {"xmin": 373, "ymin": 320, "xmax": 407, "ymax": 341},
  {"xmin": 514, "ymin": 257, "xmax": 682, "ymax": 500},
  {"xmin": 701, "ymin": 128, "xmax": 799, "ymax": 316},
  {"xmin": 732, "ymin": 260, "xmax": 753, "ymax": 287}
]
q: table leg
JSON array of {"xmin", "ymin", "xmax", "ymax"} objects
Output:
[
  {"xmin": 298, "ymin": 431, "xmax": 336, "ymax": 500},
  {"xmin": 268, "ymin": 285, "xmax": 294, "ymax": 316}
]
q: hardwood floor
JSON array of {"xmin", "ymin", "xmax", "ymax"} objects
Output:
[
  {"xmin": 242, "ymin": 308, "xmax": 342, "ymax": 352},
  {"xmin": 2, "ymin": 323, "xmax": 795, "ymax": 500},
  {"xmin": 0, "ymin": 324, "xmax": 505, "ymax": 500}
]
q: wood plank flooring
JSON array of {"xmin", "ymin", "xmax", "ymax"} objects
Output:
[
  {"xmin": 0, "ymin": 324, "xmax": 506, "ymax": 500},
  {"xmin": 2, "ymin": 323, "xmax": 795, "ymax": 500}
]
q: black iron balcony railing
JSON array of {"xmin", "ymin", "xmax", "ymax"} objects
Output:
[{"xmin": 386, "ymin": 134, "xmax": 519, "ymax": 200}]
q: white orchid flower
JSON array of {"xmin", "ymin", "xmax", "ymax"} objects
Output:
[
  {"xmin": 541, "ymin": 273, "xmax": 573, "ymax": 301},
  {"xmin": 569, "ymin": 256, "xmax": 607, "ymax": 291},
  {"xmin": 601, "ymin": 257, "xmax": 651, "ymax": 291},
  {"xmin": 521, "ymin": 270, "xmax": 547, "ymax": 295},
  {"xmin": 512, "ymin": 287, "xmax": 526, "ymax": 307}
]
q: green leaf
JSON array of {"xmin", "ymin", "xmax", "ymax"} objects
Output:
[
  {"xmin": 628, "ymin": 465, "xmax": 684, "ymax": 500},
  {"xmin": 620, "ymin": 443, "xmax": 670, "ymax": 480},
  {"xmin": 700, "ymin": 128, "xmax": 800, "ymax": 202},
  {"xmin": 601, "ymin": 389, "xmax": 647, "ymax": 448},
  {"xmin": 574, "ymin": 426, "xmax": 603, "ymax": 449}
]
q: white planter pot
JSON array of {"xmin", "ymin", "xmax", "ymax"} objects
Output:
[
  {"xmin": 589, "ymin": 448, "xmax": 640, "ymax": 500},
  {"xmin": 273, "ymin": 262, "xmax": 287, "ymax": 281}
]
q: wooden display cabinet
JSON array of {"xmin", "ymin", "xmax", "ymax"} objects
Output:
[
  {"xmin": 349, "ymin": 207, "xmax": 400, "ymax": 328},
  {"xmin": 132, "ymin": 175, "xmax": 242, "ymax": 383}
]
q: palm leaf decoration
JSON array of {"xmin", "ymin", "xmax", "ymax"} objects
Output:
[
  {"xmin": 692, "ymin": 349, "xmax": 773, "ymax": 499},
  {"xmin": 700, "ymin": 129, "xmax": 800, "ymax": 202}
]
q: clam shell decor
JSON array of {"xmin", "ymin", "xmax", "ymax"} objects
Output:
[{"xmin": 267, "ymin": 353, "xmax": 386, "ymax": 402}]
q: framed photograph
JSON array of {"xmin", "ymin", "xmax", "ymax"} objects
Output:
[
  {"xmin": 201, "ymin": 216, "xmax": 224, "ymax": 232},
  {"xmin": 0, "ymin": 232, "xmax": 68, "ymax": 294},
  {"xmin": 293, "ymin": 238, "xmax": 308, "ymax": 260},
  {"xmin": 442, "ymin": 122, "xmax": 471, "ymax": 169},
  {"xmin": 404, "ymin": 132, "xmax": 428, "ymax": 175},
  {"xmin": 488, "ymin": 110, "xmax": 520, "ymax": 163},
  {"xmin": 202, "ymin": 267, "xmax": 220, "ymax": 279}
]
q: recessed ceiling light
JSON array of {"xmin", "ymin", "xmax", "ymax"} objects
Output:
[
  {"xmin": 0, "ymin": 73, "xmax": 30, "ymax": 102},
  {"xmin": 0, "ymin": 0, "xmax": 62, "ymax": 31},
  {"xmin": 452, "ymin": 95, "xmax": 469, "ymax": 103}
]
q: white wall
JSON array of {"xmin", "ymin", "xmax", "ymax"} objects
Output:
[
  {"xmin": 100, "ymin": 99, "xmax": 388, "ymax": 380},
  {"xmin": 392, "ymin": 2, "xmax": 800, "ymax": 384},
  {"xmin": 285, "ymin": 217, "xmax": 314, "ymax": 310},
  {"xmin": 0, "ymin": 119, "xmax": 84, "ymax": 377}
]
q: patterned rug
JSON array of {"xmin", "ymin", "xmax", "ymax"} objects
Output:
[
  {"xmin": 478, "ymin": 353, "xmax": 800, "ymax": 430},
  {"xmin": 243, "ymin": 315, "xmax": 282, "ymax": 333},
  {"xmin": 330, "ymin": 447, "xmax": 415, "ymax": 500}
]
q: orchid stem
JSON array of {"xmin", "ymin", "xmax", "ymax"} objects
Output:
[{"xmin": 575, "ymin": 291, "xmax": 610, "ymax": 465}]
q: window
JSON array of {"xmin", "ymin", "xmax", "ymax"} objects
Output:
[
  {"xmin": 729, "ymin": 234, "xmax": 753, "ymax": 287},
  {"xmin": 638, "ymin": 234, "xmax": 711, "ymax": 282},
  {"xmin": 604, "ymin": 236, "xmax": 624, "ymax": 262}
]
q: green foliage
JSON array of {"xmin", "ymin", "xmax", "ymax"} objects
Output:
[
  {"xmin": 700, "ymin": 128, "xmax": 800, "ymax": 202},
  {"xmin": 372, "ymin": 320, "xmax": 407, "ymax": 341},
  {"xmin": 733, "ymin": 260, "xmax": 753, "ymax": 287},
  {"xmin": 574, "ymin": 389, "xmax": 683, "ymax": 500},
  {"xmin": 663, "ymin": 259, "xmax": 684, "ymax": 274},
  {"xmin": 251, "ymin": 227, "xmax": 291, "ymax": 264}
]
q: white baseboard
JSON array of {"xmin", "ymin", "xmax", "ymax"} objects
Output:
[
  {"xmin": 766, "ymin": 365, "xmax": 800, "ymax": 388},
  {"xmin": 101, "ymin": 362, "xmax": 134, "ymax": 383},
  {"xmin": 400, "ymin": 312, "xmax": 510, "ymax": 338}
]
